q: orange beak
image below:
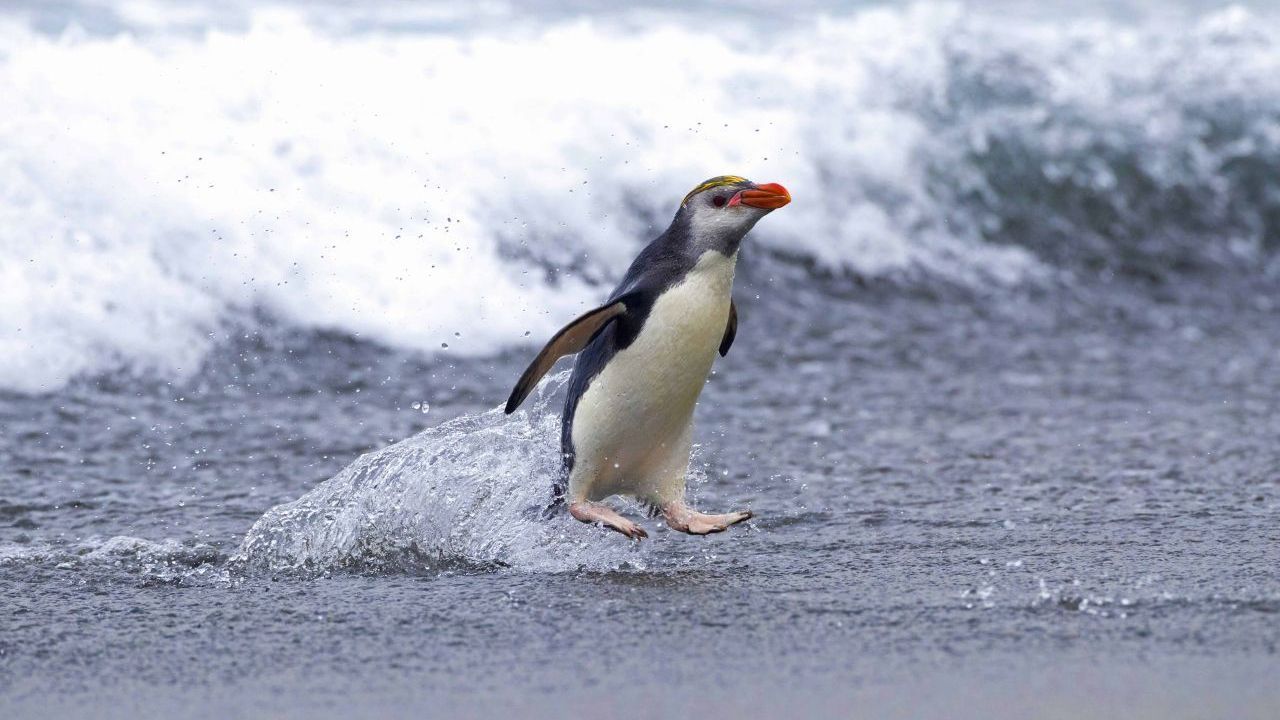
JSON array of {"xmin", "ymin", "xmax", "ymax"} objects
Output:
[{"xmin": 731, "ymin": 182, "xmax": 791, "ymax": 210}]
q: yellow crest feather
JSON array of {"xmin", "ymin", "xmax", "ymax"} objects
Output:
[{"xmin": 681, "ymin": 175, "xmax": 749, "ymax": 206}]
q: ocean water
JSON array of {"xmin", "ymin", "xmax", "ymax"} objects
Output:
[{"xmin": 2, "ymin": 1, "xmax": 1279, "ymax": 717}]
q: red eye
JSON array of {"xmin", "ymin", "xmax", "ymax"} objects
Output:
[{"xmin": 712, "ymin": 195, "xmax": 727, "ymax": 207}]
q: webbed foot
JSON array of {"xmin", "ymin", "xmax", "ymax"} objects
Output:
[
  {"xmin": 569, "ymin": 501, "xmax": 648, "ymax": 539},
  {"xmin": 662, "ymin": 503, "xmax": 753, "ymax": 535}
]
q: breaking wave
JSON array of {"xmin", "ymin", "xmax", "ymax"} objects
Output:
[{"xmin": 3, "ymin": 2, "xmax": 1280, "ymax": 392}]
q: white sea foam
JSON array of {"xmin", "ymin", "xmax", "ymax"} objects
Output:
[
  {"xmin": 3, "ymin": 3, "xmax": 1279, "ymax": 392},
  {"xmin": 0, "ymin": 535, "xmax": 222, "ymax": 580}
]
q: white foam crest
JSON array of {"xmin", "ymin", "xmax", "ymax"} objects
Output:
[
  {"xmin": 0, "ymin": 5, "xmax": 1036, "ymax": 393},
  {"xmin": 229, "ymin": 373, "xmax": 649, "ymax": 574},
  {"xmin": 5, "ymin": 4, "xmax": 1280, "ymax": 391}
]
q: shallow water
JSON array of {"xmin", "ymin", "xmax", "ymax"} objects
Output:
[
  {"xmin": 4, "ymin": 272, "xmax": 1279, "ymax": 717},
  {"xmin": 3, "ymin": 1, "xmax": 1280, "ymax": 717}
]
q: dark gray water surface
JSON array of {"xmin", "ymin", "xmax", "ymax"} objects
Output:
[{"xmin": 3, "ymin": 268, "xmax": 1278, "ymax": 718}]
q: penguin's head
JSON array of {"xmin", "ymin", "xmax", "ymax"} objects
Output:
[{"xmin": 672, "ymin": 175, "xmax": 791, "ymax": 256}]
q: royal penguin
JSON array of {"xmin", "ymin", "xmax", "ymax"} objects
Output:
[{"xmin": 505, "ymin": 176, "xmax": 791, "ymax": 538}]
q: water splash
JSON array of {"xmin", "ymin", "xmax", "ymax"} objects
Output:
[{"xmin": 229, "ymin": 373, "xmax": 649, "ymax": 574}]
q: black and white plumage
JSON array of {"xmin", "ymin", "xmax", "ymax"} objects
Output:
[{"xmin": 506, "ymin": 176, "xmax": 791, "ymax": 538}]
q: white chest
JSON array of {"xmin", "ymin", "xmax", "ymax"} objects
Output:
[
  {"xmin": 571, "ymin": 251, "xmax": 736, "ymax": 467},
  {"xmin": 630, "ymin": 251, "xmax": 736, "ymax": 377}
]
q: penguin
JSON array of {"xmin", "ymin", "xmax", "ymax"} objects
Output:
[{"xmin": 505, "ymin": 176, "xmax": 791, "ymax": 539}]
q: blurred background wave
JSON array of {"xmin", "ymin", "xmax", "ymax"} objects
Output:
[{"xmin": 3, "ymin": 0, "xmax": 1279, "ymax": 393}]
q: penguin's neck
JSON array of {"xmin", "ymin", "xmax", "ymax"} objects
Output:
[
  {"xmin": 666, "ymin": 210, "xmax": 751, "ymax": 259},
  {"xmin": 686, "ymin": 248, "xmax": 738, "ymax": 297}
]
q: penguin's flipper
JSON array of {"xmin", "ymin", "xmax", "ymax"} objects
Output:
[
  {"xmin": 718, "ymin": 300, "xmax": 737, "ymax": 357},
  {"xmin": 505, "ymin": 300, "xmax": 628, "ymax": 413}
]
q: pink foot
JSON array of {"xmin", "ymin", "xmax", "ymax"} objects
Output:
[
  {"xmin": 662, "ymin": 502, "xmax": 753, "ymax": 536},
  {"xmin": 569, "ymin": 501, "xmax": 648, "ymax": 539}
]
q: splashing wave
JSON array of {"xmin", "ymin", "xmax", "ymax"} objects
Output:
[{"xmin": 230, "ymin": 373, "xmax": 650, "ymax": 574}]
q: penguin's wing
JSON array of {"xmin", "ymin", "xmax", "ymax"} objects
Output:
[
  {"xmin": 505, "ymin": 300, "xmax": 629, "ymax": 413},
  {"xmin": 718, "ymin": 300, "xmax": 737, "ymax": 357}
]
